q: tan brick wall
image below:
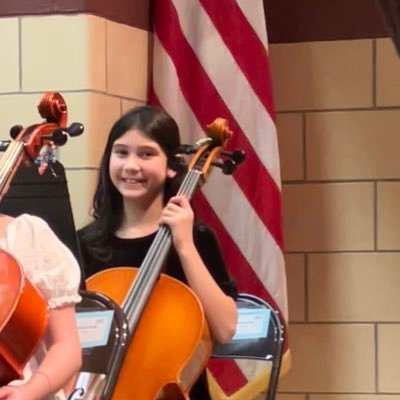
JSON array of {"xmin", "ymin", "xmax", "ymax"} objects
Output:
[
  {"xmin": 271, "ymin": 37, "xmax": 400, "ymax": 396},
  {"xmin": 0, "ymin": 15, "xmax": 149, "ymax": 228}
]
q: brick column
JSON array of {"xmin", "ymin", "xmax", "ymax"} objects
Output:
[{"xmin": 0, "ymin": 0, "xmax": 150, "ymax": 227}]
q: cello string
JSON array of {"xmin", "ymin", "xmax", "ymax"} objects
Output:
[
  {"xmin": 128, "ymin": 170, "xmax": 195, "ymax": 284},
  {"xmin": 123, "ymin": 170, "xmax": 199, "ymax": 317},
  {"xmin": 0, "ymin": 142, "xmax": 24, "ymax": 193},
  {"xmin": 123, "ymin": 170, "xmax": 202, "ymax": 323},
  {"xmin": 126, "ymin": 167, "xmax": 198, "ymax": 285},
  {"xmin": 140, "ymin": 170, "xmax": 201, "ymax": 283},
  {"xmin": 123, "ymin": 144, "xmax": 218, "ymax": 324},
  {"xmin": 0, "ymin": 142, "xmax": 20, "ymax": 179}
]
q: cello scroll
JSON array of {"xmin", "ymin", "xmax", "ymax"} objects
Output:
[
  {"xmin": 180, "ymin": 118, "xmax": 245, "ymax": 181},
  {"xmin": 0, "ymin": 92, "xmax": 84, "ymax": 386}
]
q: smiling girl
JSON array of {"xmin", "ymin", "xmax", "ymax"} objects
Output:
[{"xmin": 78, "ymin": 105, "xmax": 237, "ymax": 399}]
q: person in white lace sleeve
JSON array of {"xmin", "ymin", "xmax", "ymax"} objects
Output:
[{"xmin": 0, "ymin": 213, "xmax": 82, "ymax": 400}]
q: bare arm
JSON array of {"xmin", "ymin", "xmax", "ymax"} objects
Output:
[
  {"xmin": 0, "ymin": 215, "xmax": 82, "ymax": 400},
  {"xmin": 177, "ymin": 241, "xmax": 238, "ymax": 343},
  {"xmin": 160, "ymin": 196, "xmax": 237, "ymax": 343},
  {"xmin": 17, "ymin": 306, "xmax": 82, "ymax": 399}
]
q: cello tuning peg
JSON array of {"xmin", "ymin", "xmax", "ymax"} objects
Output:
[
  {"xmin": 67, "ymin": 122, "xmax": 84, "ymax": 137},
  {"xmin": 10, "ymin": 125, "xmax": 23, "ymax": 139},
  {"xmin": 221, "ymin": 150, "xmax": 245, "ymax": 164},
  {"xmin": 50, "ymin": 128, "xmax": 68, "ymax": 146},
  {"xmin": 212, "ymin": 159, "xmax": 237, "ymax": 175},
  {"xmin": 221, "ymin": 159, "xmax": 237, "ymax": 175},
  {"xmin": 0, "ymin": 140, "xmax": 11, "ymax": 151},
  {"xmin": 178, "ymin": 144, "xmax": 197, "ymax": 154},
  {"xmin": 231, "ymin": 150, "xmax": 245, "ymax": 164}
]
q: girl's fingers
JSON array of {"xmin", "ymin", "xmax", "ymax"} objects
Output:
[
  {"xmin": 164, "ymin": 203, "xmax": 181, "ymax": 212},
  {"xmin": 163, "ymin": 200, "xmax": 192, "ymax": 216},
  {"xmin": 169, "ymin": 195, "xmax": 190, "ymax": 207}
]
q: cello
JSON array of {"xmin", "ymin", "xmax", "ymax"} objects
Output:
[
  {"xmin": 0, "ymin": 92, "xmax": 83, "ymax": 386},
  {"xmin": 74, "ymin": 118, "xmax": 244, "ymax": 399}
]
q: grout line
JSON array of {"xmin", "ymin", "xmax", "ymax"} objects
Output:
[
  {"xmin": 302, "ymin": 112, "xmax": 307, "ymax": 180},
  {"xmin": 304, "ymin": 253, "xmax": 309, "ymax": 322},
  {"xmin": 375, "ymin": 323, "xmax": 379, "ymax": 393},
  {"xmin": 374, "ymin": 181, "xmax": 378, "ymax": 251},
  {"xmin": 372, "ymin": 39, "xmax": 377, "ymax": 107},
  {"xmin": 18, "ymin": 17, "xmax": 22, "ymax": 91}
]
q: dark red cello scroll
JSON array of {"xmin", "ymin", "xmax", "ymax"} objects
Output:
[{"xmin": 0, "ymin": 92, "xmax": 84, "ymax": 386}]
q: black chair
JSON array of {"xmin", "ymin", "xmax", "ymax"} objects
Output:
[{"xmin": 208, "ymin": 293, "xmax": 286, "ymax": 400}]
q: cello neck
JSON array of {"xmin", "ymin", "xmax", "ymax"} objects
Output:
[
  {"xmin": 121, "ymin": 117, "xmax": 240, "ymax": 336},
  {"xmin": 122, "ymin": 169, "xmax": 203, "ymax": 334},
  {"xmin": 0, "ymin": 141, "xmax": 25, "ymax": 199}
]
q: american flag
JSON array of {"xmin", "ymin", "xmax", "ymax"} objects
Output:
[{"xmin": 149, "ymin": 0, "xmax": 288, "ymax": 396}]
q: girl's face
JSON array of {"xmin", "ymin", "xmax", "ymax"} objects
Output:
[{"xmin": 109, "ymin": 129, "xmax": 176, "ymax": 204}]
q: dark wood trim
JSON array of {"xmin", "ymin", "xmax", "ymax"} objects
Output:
[
  {"xmin": 0, "ymin": 0, "xmax": 151, "ymax": 31},
  {"xmin": 0, "ymin": 0, "xmax": 57, "ymax": 15},
  {"xmin": 0, "ymin": 0, "xmax": 391, "ymax": 43},
  {"xmin": 264, "ymin": 0, "xmax": 389, "ymax": 43}
]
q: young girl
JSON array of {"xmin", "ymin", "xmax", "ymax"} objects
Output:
[
  {"xmin": 0, "ymin": 213, "xmax": 82, "ymax": 400},
  {"xmin": 78, "ymin": 105, "xmax": 238, "ymax": 399}
]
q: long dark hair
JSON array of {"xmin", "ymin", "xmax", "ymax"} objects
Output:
[{"xmin": 80, "ymin": 105, "xmax": 186, "ymax": 263}]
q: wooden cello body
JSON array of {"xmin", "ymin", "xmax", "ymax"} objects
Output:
[
  {"xmin": 86, "ymin": 268, "xmax": 211, "ymax": 399},
  {"xmin": 0, "ymin": 250, "xmax": 47, "ymax": 385},
  {"xmin": 0, "ymin": 92, "xmax": 84, "ymax": 386}
]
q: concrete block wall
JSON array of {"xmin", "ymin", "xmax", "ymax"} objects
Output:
[{"xmin": 272, "ymin": 38, "xmax": 400, "ymax": 399}]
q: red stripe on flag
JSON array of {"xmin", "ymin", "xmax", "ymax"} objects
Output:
[
  {"xmin": 200, "ymin": 0, "xmax": 276, "ymax": 119},
  {"xmin": 207, "ymin": 358, "xmax": 248, "ymax": 395},
  {"xmin": 154, "ymin": 0, "xmax": 284, "ymax": 249}
]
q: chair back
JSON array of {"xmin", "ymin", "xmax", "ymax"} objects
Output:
[{"xmin": 210, "ymin": 293, "xmax": 285, "ymax": 400}]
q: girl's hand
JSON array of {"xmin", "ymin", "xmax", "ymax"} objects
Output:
[
  {"xmin": 0, "ymin": 386, "xmax": 24, "ymax": 400},
  {"xmin": 159, "ymin": 195, "xmax": 194, "ymax": 251}
]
